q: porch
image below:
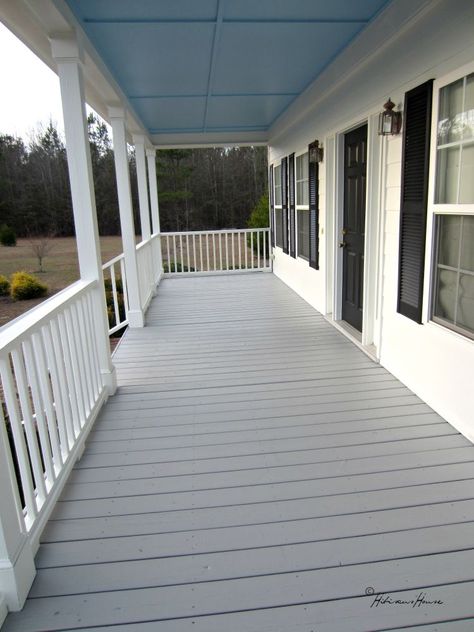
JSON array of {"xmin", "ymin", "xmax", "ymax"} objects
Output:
[{"xmin": 4, "ymin": 273, "xmax": 474, "ymax": 631}]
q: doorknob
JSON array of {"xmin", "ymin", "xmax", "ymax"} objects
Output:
[
  {"xmin": 342, "ymin": 228, "xmax": 348, "ymax": 236},
  {"xmin": 339, "ymin": 241, "xmax": 347, "ymax": 248}
]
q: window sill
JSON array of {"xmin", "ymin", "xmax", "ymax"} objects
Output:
[{"xmin": 428, "ymin": 318, "xmax": 474, "ymax": 343}]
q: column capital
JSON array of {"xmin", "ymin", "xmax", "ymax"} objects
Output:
[
  {"xmin": 107, "ymin": 104, "xmax": 126, "ymax": 121},
  {"xmin": 132, "ymin": 133, "xmax": 146, "ymax": 146},
  {"xmin": 146, "ymin": 147, "xmax": 157, "ymax": 158},
  {"xmin": 49, "ymin": 32, "xmax": 84, "ymax": 64}
]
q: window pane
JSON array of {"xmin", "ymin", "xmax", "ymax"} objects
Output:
[
  {"xmin": 459, "ymin": 143, "xmax": 474, "ymax": 203},
  {"xmin": 296, "ymin": 153, "xmax": 308, "ymax": 181},
  {"xmin": 464, "ymin": 73, "xmax": 474, "ymax": 140},
  {"xmin": 438, "ymin": 78, "xmax": 464, "ymax": 145},
  {"xmin": 434, "ymin": 268, "xmax": 457, "ymax": 323},
  {"xmin": 297, "ymin": 209, "xmax": 309, "ymax": 259},
  {"xmin": 457, "ymin": 273, "xmax": 474, "ymax": 331},
  {"xmin": 274, "ymin": 165, "xmax": 281, "ymax": 206},
  {"xmin": 461, "ymin": 215, "xmax": 474, "ymax": 272},
  {"xmin": 438, "ymin": 215, "xmax": 461, "ymax": 268},
  {"xmin": 435, "ymin": 146, "xmax": 459, "ymax": 203},
  {"xmin": 296, "ymin": 181, "xmax": 309, "ymax": 206},
  {"xmin": 275, "ymin": 209, "xmax": 283, "ymax": 247}
]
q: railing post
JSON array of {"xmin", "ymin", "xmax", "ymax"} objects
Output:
[
  {"xmin": 108, "ymin": 107, "xmax": 144, "ymax": 328},
  {"xmin": 146, "ymin": 148, "xmax": 164, "ymax": 281},
  {"xmin": 0, "ymin": 406, "xmax": 35, "ymax": 613},
  {"xmin": 50, "ymin": 33, "xmax": 116, "ymax": 395}
]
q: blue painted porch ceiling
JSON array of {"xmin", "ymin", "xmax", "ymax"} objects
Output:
[{"xmin": 65, "ymin": 0, "xmax": 391, "ymax": 136}]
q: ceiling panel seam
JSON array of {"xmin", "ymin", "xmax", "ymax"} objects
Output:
[{"xmin": 203, "ymin": 0, "xmax": 224, "ymax": 132}]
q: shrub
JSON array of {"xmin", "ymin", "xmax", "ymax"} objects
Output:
[
  {"xmin": 104, "ymin": 277, "xmax": 123, "ymax": 293},
  {"xmin": 10, "ymin": 272, "xmax": 47, "ymax": 300},
  {"xmin": 247, "ymin": 194, "xmax": 270, "ymax": 253},
  {"xmin": 163, "ymin": 262, "xmax": 195, "ymax": 273},
  {"xmin": 0, "ymin": 225, "xmax": 17, "ymax": 247},
  {"xmin": 0, "ymin": 275, "xmax": 10, "ymax": 296}
]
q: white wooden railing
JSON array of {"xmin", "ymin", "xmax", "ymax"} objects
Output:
[
  {"xmin": 0, "ymin": 280, "xmax": 107, "ymax": 545},
  {"xmin": 102, "ymin": 253, "xmax": 129, "ymax": 335},
  {"xmin": 136, "ymin": 238, "xmax": 155, "ymax": 311},
  {"xmin": 162, "ymin": 228, "xmax": 271, "ymax": 275}
]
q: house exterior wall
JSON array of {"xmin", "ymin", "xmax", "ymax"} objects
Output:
[{"xmin": 268, "ymin": 0, "xmax": 474, "ymax": 441}]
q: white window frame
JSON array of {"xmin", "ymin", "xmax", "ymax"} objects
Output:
[
  {"xmin": 423, "ymin": 60, "xmax": 474, "ymax": 338},
  {"xmin": 273, "ymin": 163, "xmax": 282, "ymax": 249},
  {"xmin": 295, "ymin": 150, "xmax": 309, "ymax": 261}
]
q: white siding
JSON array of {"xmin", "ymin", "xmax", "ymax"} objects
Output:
[{"xmin": 268, "ymin": 0, "xmax": 474, "ymax": 441}]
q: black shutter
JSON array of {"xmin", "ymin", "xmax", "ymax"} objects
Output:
[
  {"xmin": 308, "ymin": 156, "xmax": 319, "ymax": 269},
  {"xmin": 281, "ymin": 156, "xmax": 289, "ymax": 254},
  {"xmin": 397, "ymin": 79, "xmax": 433, "ymax": 323},
  {"xmin": 288, "ymin": 153, "xmax": 296, "ymax": 257},
  {"xmin": 269, "ymin": 164, "xmax": 274, "ymax": 247}
]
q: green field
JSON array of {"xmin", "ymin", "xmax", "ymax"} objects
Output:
[{"xmin": 0, "ymin": 236, "xmax": 125, "ymax": 327}]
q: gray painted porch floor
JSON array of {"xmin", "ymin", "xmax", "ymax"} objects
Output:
[{"xmin": 5, "ymin": 273, "xmax": 474, "ymax": 632}]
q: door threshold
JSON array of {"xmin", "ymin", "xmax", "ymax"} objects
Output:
[{"xmin": 325, "ymin": 317, "xmax": 379, "ymax": 363}]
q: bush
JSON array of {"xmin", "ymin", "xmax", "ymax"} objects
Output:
[
  {"xmin": 104, "ymin": 277, "xmax": 123, "ymax": 293},
  {"xmin": 163, "ymin": 262, "xmax": 195, "ymax": 273},
  {"xmin": 247, "ymin": 194, "xmax": 270, "ymax": 253},
  {"xmin": 0, "ymin": 225, "xmax": 17, "ymax": 247},
  {"xmin": 10, "ymin": 272, "xmax": 47, "ymax": 300},
  {"xmin": 0, "ymin": 275, "xmax": 10, "ymax": 296}
]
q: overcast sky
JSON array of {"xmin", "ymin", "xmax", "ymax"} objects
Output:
[{"xmin": 0, "ymin": 22, "xmax": 67, "ymax": 140}]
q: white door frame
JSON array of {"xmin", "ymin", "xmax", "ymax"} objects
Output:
[{"xmin": 329, "ymin": 113, "xmax": 384, "ymax": 355}]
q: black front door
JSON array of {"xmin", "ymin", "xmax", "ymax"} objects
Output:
[{"xmin": 341, "ymin": 124, "xmax": 367, "ymax": 332}]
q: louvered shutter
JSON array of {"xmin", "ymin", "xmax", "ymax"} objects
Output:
[
  {"xmin": 269, "ymin": 164, "xmax": 274, "ymax": 247},
  {"xmin": 288, "ymin": 153, "xmax": 296, "ymax": 258},
  {"xmin": 308, "ymin": 156, "xmax": 319, "ymax": 269},
  {"xmin": 281, "ymin": 156, "xmax": 289, "ymax": 254},
  {"xmin": 397, "ymin": 80, "xmax": 433, "ymax": 322}
]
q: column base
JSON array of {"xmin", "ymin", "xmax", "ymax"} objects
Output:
[
  {"xmin": 0, "ymin": 537, "xmax": 35, "ymax": 611},
  {"xmin": 127, "ymin": 309, "xmax": 145, "ymax": 328},
  {"xmin": 101, "ymin": 365, "xmax": 117, "ymax": 396}
]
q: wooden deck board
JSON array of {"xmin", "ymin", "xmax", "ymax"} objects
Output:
[{"xmin": 4, "ymin": 273, "xmax": 474, "ymax": 632}]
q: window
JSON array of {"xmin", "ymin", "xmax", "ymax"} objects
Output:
[
  {"xmin": 435, "ymin": 73, "xmax": 474, "ymax": 204},
  {"xmin": 432, "ymin": 215, "xmax": 474, "ymax": 337},
  {"xmin": 274, "ymin": 164, "xmax": 283, "ymax": 247},
  {"xmin": 296, "ymin": 153, "xmax": 309, "ymax": 206},
  {"xmin": 431, "ymin": 68, "xmax": 474, "ymax": 338},
  {"xmin": 296, "ymin": 153, "xmax": 309, "ymax": 259}
]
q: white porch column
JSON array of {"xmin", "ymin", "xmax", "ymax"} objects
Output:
[
  {"xmin": 133, "ymin": 134, "xmax": 151, "ymax": 241},
  {"xmin": 146, "ymin": 148, "xmax": 164, "ymax": 278},
  {"xmin": 0, "ymin": 407, "xmax": 35, "ymax": 613},
  {"xmin": 108, "ymin": 107, "xmax": 144, "ymax": 328},
  {"xmin": 51, "ymin": 34, "xmax": 116, "ymax": 394}
]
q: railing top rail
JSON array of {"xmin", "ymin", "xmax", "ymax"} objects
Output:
[
  {"xmin": 136, "ymin": 238, "xmax": 153, "ymax": 252},
  {"xmin": 162, "ymin": 228, "xmax": 270, "ymax": 236},
  {"xmin": 102, "ymin": 252, "xmax": 125, "ymax": 269},
  {"xmin": 0, "ymin": 279, "xmax": 96, "ymax": 352}
]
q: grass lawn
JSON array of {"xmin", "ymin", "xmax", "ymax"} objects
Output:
[{"xmin": 0, "ymin": 236, "xmax": 125, "ymax": 328}]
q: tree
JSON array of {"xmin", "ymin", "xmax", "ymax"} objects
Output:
[{"xmin": 28, "ymin": 235, "xmax": 55, "ymax": 272}]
